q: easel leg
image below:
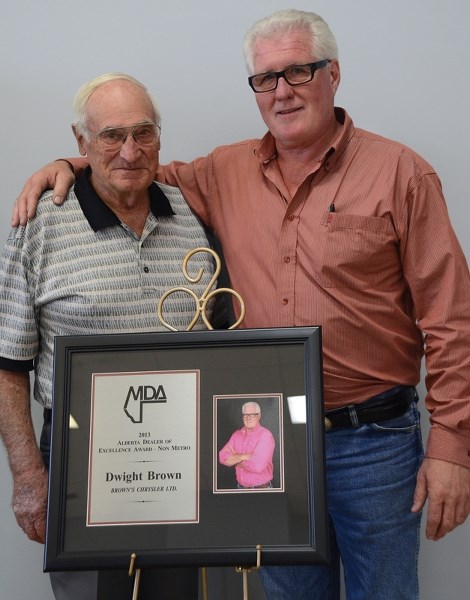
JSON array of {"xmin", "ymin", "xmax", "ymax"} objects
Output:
[
  {"xmin": 242, "ymin": 570, "xmax": 249, "ymax": 600},
  {"xmin": 128, "ymin": 553, "xmax": 141, "ymax": 600},
  {"xmin": 132, "ymin": 569, "xmax": 141, "ymax": 600},
  {"xmin": 236, "ymin": 545, "xmax": 262, "ymax": 600},
  {"xmin": 201, "ymin": 567, "xmax": 208, "ymax": 600}
]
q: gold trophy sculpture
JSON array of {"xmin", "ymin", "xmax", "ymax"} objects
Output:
[{"xmin": 157, "ymin": 247, "xmax": 245, "ymax": 331}]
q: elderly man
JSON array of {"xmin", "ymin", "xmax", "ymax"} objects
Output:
[
  {"xmin": 11, "ymin": 8, "xmax": 470, "ymax": 600},
  {"xmin": 219, "ymin": 401, "xmax": 275, "ymax": 489},
  {"xmin": 0, "ymin": 72, "xmax": 226, "ymax": 600}
]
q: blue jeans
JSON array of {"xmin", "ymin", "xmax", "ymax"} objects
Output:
[{"xmin": 260, "ymin": 397, "xmax": 423, "ymax": 600}]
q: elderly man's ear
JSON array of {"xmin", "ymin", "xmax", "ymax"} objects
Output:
[{"xmin": 72, "ymin": 124, "xmax": 87, "ymax": 156}]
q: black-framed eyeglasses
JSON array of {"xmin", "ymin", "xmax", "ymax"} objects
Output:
[
  {"xmin": 86, "ymin": 122, "xmax": 161, "ymax": 150},
  {"xmin": 243, "ymin": 413, "xmax": 260, "ymax": 419},
  {"xmin": 248, "ymin": 59, "xmax": 331, "ymax": 93}
]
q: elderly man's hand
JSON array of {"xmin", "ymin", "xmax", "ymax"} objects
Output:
[
  {"xmin": 12, "ymin": 160, "xmax": 75, "ymax": 226},
  {"xmin": 12, "ymin": 465, "xmax": 49, "ymax": 544},
  {"xmin": 412, "ymin": 457, "xmax": 470, "ymax": 540}
]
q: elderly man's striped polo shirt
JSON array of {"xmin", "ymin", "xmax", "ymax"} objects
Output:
[{"xmin": 0, "ymin": 172, "xmax": 217, "ymax": 409}]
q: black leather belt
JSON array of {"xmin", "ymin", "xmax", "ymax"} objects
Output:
[
  {"xmin": 239, "ymin": 481, "xmax": 273, "ymax": 489},
  {"xmin": 324, "ymin": 386, "xmax": 416, "ymax": 432}
]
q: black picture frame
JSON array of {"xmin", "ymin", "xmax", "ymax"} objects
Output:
[{"xmin": 45, "ymin": 327, "xmax": 328, "ymax": 571}]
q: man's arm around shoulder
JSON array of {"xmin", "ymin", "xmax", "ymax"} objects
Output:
[{"xmin": 12, "ymin": 157, "xmax": 88, "ymax": 226}]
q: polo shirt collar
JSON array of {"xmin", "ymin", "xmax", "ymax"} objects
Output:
[{"xmin": 74, "ymin": 166, "xmax": 175, "ymax": 232}]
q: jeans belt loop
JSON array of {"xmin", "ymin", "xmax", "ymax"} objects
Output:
[{"xmin": 348, "ymin": 405, "xmax": 360, "ymax": 427}]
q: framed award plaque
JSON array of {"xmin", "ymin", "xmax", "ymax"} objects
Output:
[{"xmin": 45, "ymin": 327, "xmax": 328, "ymax": 571}]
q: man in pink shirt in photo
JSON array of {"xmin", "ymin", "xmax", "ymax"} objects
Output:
[{"xmin": 219, "ymin": 401, "xmax": 275, "ymax": 489}]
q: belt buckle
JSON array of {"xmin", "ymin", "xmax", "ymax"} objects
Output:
[{"xmin": 324, "ymin": 416, "xmax": 332, "ymax": 432}]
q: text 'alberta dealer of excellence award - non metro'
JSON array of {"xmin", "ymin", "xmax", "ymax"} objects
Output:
[{"xmin": 87, "ymin": 369, "xmax": 199, "ymax": 526}]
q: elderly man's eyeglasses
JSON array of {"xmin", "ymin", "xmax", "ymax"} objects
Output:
[
  {"xmin": 87, "ymin": 122, "xmax": 161, "ymax": 150},
  {"xmin": 248, "ymin": 59, "xmax": 330, "ymax": 93},
  {"xmin": 243, "ymin": 413, "xmax": 260, "ymax": 419}
]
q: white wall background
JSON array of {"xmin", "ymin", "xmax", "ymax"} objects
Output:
[{"xmin": 0, "ymin": 1, "xmax": 469, "ymax": 599}]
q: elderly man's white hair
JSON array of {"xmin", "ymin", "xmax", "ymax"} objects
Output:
[
  {"xmin": 243, "ymin": 8, "xmax": 339, "ymax": 74},
  {"xmin": 242, "ymin": 401, "xmax": 261, "ymax": 414},
  {"xmin": 72, "ymin": 72, "xmax": 161, "ymax": 138}
]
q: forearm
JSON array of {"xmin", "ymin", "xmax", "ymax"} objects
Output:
[
  {"xmin": 219, "ymin": 437, "xmax": 248, "ymax": 467},
  {"xmin": 402, "ymin": 173, "xmax": 470, "ymax": 463},
  {"xmin": 57, "ymin": 157, "xmax": 89, "ymax": 177},
  {"xmin": 425, "ymin": 425, "xmax": 470, "ymax": 469},
  {"xmin": 0, "ymin": 369, "xmax": 48, "ymax": 543},
  {"xmin": 224, "ymin": 453, "xmax": 252, "ymax": 467},
  {"xmin": 0, "ymin": 370, "xmax": 43, "ymax": 475},
  {"xmin": 13, "ymin": 158, "xmax": 82, "ymax": 226}
]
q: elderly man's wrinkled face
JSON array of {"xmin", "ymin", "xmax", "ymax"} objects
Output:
[{"xmin": 73, "ymin": 80, "xmax": 160, "ymax": 201}]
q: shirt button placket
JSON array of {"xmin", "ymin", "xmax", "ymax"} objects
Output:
[{"xmin": 279, "ymin": 213, "xmax": 297, "ymax": 321}]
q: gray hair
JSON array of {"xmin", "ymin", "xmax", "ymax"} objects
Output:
[
  {"xmin": 242, "ymin": 401, "xmax": 261, "ymax": 414},
  {"xmin": 243, "ymin": 9, "xmax": 338, "ymax": 74},
  {"xmin": 72, "ymin": 72, "xmax": 161, "ymax": 139}
]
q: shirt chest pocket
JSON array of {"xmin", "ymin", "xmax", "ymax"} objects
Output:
[{"xmin": 316, "ymin": 213, "xmax": 399, "ymax": 289}]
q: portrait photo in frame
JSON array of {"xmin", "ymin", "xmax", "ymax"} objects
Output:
[
  {"xmin": 214, "ymin": 393, "xmax": 284, "ymax": 493},
  {"xmin": 45, "ymin": 327, "xmax": 328, "ymax": 572}
]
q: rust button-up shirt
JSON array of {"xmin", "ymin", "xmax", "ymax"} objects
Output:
[{"xmin": 159, "ymin": 108, "xmax": 470, "ymax": 468}]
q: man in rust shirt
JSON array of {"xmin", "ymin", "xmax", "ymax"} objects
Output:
[{"xmin": 12, "ymin": 8, "xmax": 470, "ymax": 600}]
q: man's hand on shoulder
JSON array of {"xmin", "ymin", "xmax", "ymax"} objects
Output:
[
  {"xmin": 12, "ymin": 159, "xmax": 76, "ymax": 226},
  {"xmin": 412, "ymin": 457, "xmax": 470, "ymax": 540}
]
